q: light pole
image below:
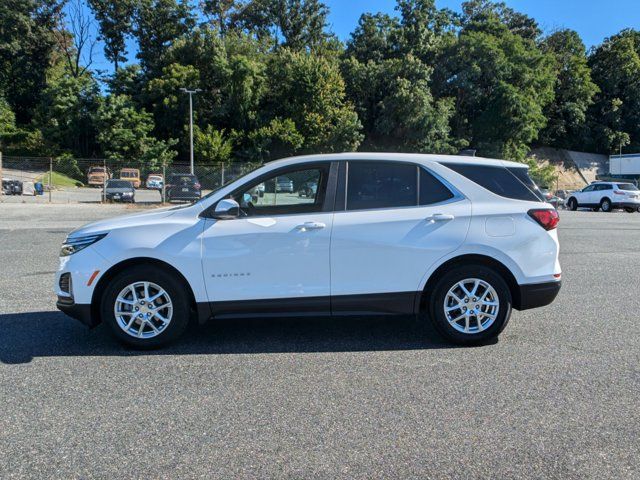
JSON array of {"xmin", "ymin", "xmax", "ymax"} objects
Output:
[{"xmin": 180, "ymin": 87, "xmax": 202, "ymax": 174}]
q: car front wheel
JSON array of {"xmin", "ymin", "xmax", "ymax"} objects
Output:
[
  {"xmin": 100, "ymin": 266, "xmax": 190, "ymax": 348},
  {"xmin": 428, "ymin": 265, "xmax": 512, "ymax": 345}
]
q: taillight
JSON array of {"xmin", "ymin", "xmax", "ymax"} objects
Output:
[{"xmin": 528, "ymin": 209, "xmax": 559, "ymax": 230}]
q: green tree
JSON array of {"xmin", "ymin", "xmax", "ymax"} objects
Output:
[
  {"xmin": 193, "ymin": 124, "xmax": 233, "ymax": 163},
  {"xmin": 395, "ymin": 0, "xmax": 456, "ymax": 63},
  {"xmin": 144, "ymin": 62, "xmax": 200, "ymax": 142},
  {"xmin": 0, "ymin": 0, "xmax": 63, "ymax": 123},
  {"xmin": 243, "ymin": 117, "xmax": 304, "ymax": 160},
  {"xmin": 235, "ymin": 0, "xmax": 331, "ymax": 50},
  {"xmin": 134, "ymin": 0, "xmax": 195, "ymax": 75},
  {"xmin": 343, "ymin": 55, "xmax": 459, "ymax": 153},
  {"xmin": 539, "ymin": 29, "xmax": 598, "ymax": 149},
  {"xmin": 345, "ymin": 13, "xmax": 400, "ymax": 63},
  {"xmin": 266, "ymin": 49, "xmax": 362, "ymax": 153},
  {"xmin": 88, "ymin": 0, "xmax": 135, "ymax": 71},
  {"xmin": 588, "ymin": 29, "xmax": 640, "ymax": 152},
  {"xmin": 460, "ymin": 0, "xmax": 541, "ymax": 41},
  {"xmin": 437, "ymin": 18, "xmax": 555, "ymax": 160},
  {"xmin": 94, "ymin": 94, "xmax": 177, "ymax": 170},
  {"xmin": 35, "ymin": 69, "xmax": 100, "ymax": 156},
  {"xmin": 202, "ymin": 0, "xmax": 238, "ymax": 34}
]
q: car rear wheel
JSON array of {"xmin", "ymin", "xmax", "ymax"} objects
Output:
[
  {"xmin": 100, "ymin": 266, "xmax": 190, "ymax": 348},
  {"xmin": 427, "ymin": 265, "xmax": 512, "ymax": 345},
  {"xmin": 567, "ymin": 198, "xmax": 578, "ymax": 211},
  {"xmin": 600, "ymin": 198, "xmax": 612, "ymax": 212}
]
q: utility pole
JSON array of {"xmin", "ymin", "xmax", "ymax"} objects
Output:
[{"xmin": 180, "ymin": 88, "xmax": 202, "ymax": 175}]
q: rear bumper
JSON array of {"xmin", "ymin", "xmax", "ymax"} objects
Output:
[
  {"xmin": 56, "ymin": 297, "xmax": 97, "ymax": 328},
  {"xmin": 613, "ymin": 202, "xmax": 640, "ymax": 209},
  {"xmin": 516, "ymin": 281, "xmax": 561, "ymax": 310}
]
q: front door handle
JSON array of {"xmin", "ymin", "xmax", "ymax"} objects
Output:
[
  {"xmin": 425, "ymin": 213, "xmax": 455, "ymax": 223},
  {"xmin": 296, "ymin": 221, "xmax": 326, "ymax": 231}
]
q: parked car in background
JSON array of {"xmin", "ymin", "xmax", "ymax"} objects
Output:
[
  {"xmin": 566, "ymin": 181, "xmax": 640, "ymax": 212},
  {"xmin": 55, "ymin": 153, "xmax": 561, "ymax": 348},
  {"xmin": 146, "ymin": 174, "xmax": 164, "ymax": 190},
  {"xmin": 104, "ymin": 179, "xmax": 135, "ymax": 203},
  {"xmin": 2, "ymin": 178, "xmax": 23, "ymax": 195},
  {"xmin": 87, "ymin": 166, "xmax": 111, "ymax": 187},
  {"xmin": 166, "ymin": 174, "xmax": 201, "ymax": 202},
  {"xmin": 120, "ymin": 168, "xmax": 141, "ymax": 188},
  {"xmin": 276, "ymin": 176, "xmax": 294, "ymax": 193},
  {"xmin": 540, "ymin": 188, "xmax": 564, "ymax": 209}
]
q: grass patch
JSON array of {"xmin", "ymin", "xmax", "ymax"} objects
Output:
[{"xmin": 37, "ymin": 171, "xmax": 84, "ymax": 188}]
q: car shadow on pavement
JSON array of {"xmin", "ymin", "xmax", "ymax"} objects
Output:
[{"xmin": 0, "ymin": 311, "xmax": 496, "ymax": 364}]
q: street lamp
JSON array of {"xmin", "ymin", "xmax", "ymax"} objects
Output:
[{"xmin": 180, "ymin": 87, "xmax": 202, "ymax": 175}]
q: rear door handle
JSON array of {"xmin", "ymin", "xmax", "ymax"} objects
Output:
[
  {"xmin": 425, "ymin": 213, "xmax": 455, "ymax": 222},
  {"xmin": 296, "ymin": 221, "xmax": 326, "ymax": 231}
]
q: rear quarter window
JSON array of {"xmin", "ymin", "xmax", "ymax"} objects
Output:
[{"xmin": 445, "ymin": 163, "xmax": 542, "ymax": 202}]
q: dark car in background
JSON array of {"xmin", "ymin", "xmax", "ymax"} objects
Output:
[
  {"xmin": 166, "ymin": 174, "xmax": 201, "ymax": 202},
  {"xmin": 104, "ymin": 179, "xmax": 135, "ymax": 203}
]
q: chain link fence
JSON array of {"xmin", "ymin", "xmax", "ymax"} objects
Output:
[{"xmin": 0, "ymin": 153, "xmax": 261, "ymax": 205}]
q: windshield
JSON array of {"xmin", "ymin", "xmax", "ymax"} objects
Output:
[
  {"xmin": 107, "ymin": 180, "xmax": 132, "ymax": 188},
  {"xmin": 89, "ymin": 167, "xmax": 104, "ymax": 173},
  {"xmin": 617, "ymin": 183, "xmax": 639, "ymax": 191}
]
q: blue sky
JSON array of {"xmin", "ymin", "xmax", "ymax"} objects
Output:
[{"xmin": 81, "ymin": 0, "xmax": 640, "ymax": 74}]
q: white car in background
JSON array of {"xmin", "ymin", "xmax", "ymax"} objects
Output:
[
  {"xmin": 55, "ymin": 153, "xmax": 561, "ymax": 348},
  {"xmin": 566, "ymin": 181, "xmax": 640, "ymax": 212}
]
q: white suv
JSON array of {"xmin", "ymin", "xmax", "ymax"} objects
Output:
[
  {"xmin": 55, "ymin": 153, "xmax": 561, "ymax": 348},
  {"xmin": 566, "ymin": 181, "xmax": 640, "ymax": 212}
]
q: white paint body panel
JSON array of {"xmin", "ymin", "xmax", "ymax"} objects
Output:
[{"xmin": 201, "ymin": 212, "xmax": 333, "ymax": 301}]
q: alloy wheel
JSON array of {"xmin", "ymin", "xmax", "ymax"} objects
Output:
[
  {"xmin": 114, "ymin": 281, "xmax": 173, "ymax": 339},
  {"xmin": 443, "ymin": 278, "xmax": 500, "ymax": 334}
]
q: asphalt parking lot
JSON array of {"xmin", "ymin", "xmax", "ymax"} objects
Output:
[{"xmin": 0, "ymin": 204, "xmax": 638, "ymax": 479}]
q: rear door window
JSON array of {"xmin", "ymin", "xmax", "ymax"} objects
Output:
[
  {"xmin": 347, "ymin": 162, "xmax": 417, "ymax": 210},
  {"xmin": 445, "ymin": 163, "xmax": 541, "ymax": 202}
]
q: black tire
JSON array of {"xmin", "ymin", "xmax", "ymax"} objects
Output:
[
  {"xmin": 427, "ymin": 265, "xmax": 512, "ymax": 345},
  {"xmin": 600, "ymin": 197, "xmax": 612, "ymax": 212},
  {"xmin": 567, "ymin": 197, "xmax": 578, "ymax": 211},
  {"xmin": 100, "ymin": 266, "xmax": 191, "ymax": 348}
]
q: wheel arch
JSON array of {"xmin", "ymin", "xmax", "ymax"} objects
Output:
[
  {"xmin": 417, "ymin": 254, "xmax": 522, "ymax": 313},
  {"xmin": 90, "ymin": 257, "xmax": 200, "ymax": 326}
]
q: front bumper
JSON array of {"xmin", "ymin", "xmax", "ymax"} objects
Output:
[
  {"xmin": 516, "ymin": 281, "xmax": 561, "ymax": 310},
  {"xmin": 56, "ymin": 297, "xmax": 96, "ymax": 327}
]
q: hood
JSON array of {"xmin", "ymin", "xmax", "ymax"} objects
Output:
[{"xmin": 69, "ymin": 205, "xmax": 199, "ymax": 237}]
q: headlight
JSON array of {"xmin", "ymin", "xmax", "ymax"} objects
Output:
[{"xmin": 60, "ymin": 233, "xmax": 107, "ymax": 256}]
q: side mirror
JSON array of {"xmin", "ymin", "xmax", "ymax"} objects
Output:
[{"xmin": 212, "ymin": 198, "xmax": 240, "ymax": 220}]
